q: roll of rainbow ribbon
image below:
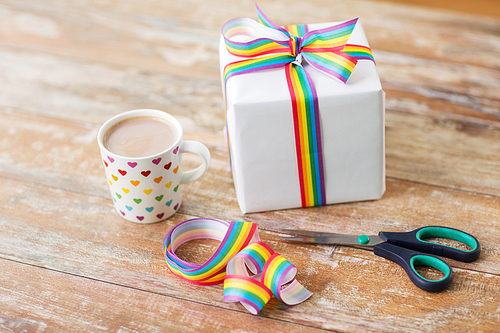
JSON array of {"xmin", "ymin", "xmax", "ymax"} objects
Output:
[{"xmin": 163, "ymin": 218, "xmax": 312, "ymax": 314}]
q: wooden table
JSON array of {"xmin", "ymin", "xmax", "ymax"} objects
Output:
[{"xmin": 1, "ymin": 0, "xmax": 499, "ymax": 331}]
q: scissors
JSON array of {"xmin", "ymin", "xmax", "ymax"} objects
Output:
[{"xmin": 281, "ymin": 226, "xmax": 481, "ymax": 292}]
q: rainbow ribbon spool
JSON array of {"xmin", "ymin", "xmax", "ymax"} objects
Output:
[{"xmin": 163, "ymin": 218, "xmax": 312, "ymax": 314}]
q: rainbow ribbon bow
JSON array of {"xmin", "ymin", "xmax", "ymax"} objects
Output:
[{"xmin": 222, "ymin": 5, "xmax": 375, "ymax": 207}]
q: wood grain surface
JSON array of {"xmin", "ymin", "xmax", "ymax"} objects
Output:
[{"xmin": 1, "ymin": 0, "xmax": 499, "ymax": 332}]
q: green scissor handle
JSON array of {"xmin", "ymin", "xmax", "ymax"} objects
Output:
[
  {"xmin": 374, "ymin": 243, "xmax": 454, "ymax": 292},
  {"xmin": 378, "ymin": 226, "xmax": 481, "ymax": 263}
]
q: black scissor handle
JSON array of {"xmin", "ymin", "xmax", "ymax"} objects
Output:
[
  {"xmin": 374, "ymin": 242, "xmax": 454, "ymax": 292},
  {"xmin": 378, "ymin": 226, "xmax": 481, "ymax": 263}
]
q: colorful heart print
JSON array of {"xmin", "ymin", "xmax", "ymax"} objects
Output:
[{"xmin": 103, "ymin": 144, "xmax": 185, "ymax": 223}]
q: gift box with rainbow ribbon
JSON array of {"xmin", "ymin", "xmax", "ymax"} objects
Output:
[{"xmin": 220, "ymin": 6, "xmax": 385, "ymax": 213}]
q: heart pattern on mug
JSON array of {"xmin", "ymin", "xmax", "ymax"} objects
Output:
[{"xmin": 103, "ymin": 151, "xmax": 184, "ymax": 223}]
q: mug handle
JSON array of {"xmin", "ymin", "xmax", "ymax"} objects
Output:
[{"xmin": 180, "ymin": 140, "xmax": 211, "ymax": 184}]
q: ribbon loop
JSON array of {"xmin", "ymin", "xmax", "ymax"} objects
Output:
[
  {"xmin": 223, "ymin": 241, "xmax": 275, "ymax": 314},
  {"xmin": 223, "ymin": 241, "xmax": 313, "ymax": 314},
  {"xmin": 262, "ymin": 253, "xmax": 313, "ymax": 305},
  {"xmin": 163, "ymin": 218, "xmax": 259, "ymax": 285}
]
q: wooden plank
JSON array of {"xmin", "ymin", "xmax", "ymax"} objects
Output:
[
  {"xmin": 2, "ymin": 101, "xmax": 500, "ymax": 210},
  {"xmin": 0, "ymin": 0, "xmax": 498, "ymax": 78},
  {"xmin": 373, "ymin": 0, "xmax": 500, "ymax": 18},
  {"xmin": 0, "ymin": 178, "xmax": 499, "ymax": 331},
  {"xmin": 0, "ymin": 259, "xmax": 326, "ymax": 333},
  {"xmin": 0, "ymin": 45, "xmax": 226, "ymax": 126}
]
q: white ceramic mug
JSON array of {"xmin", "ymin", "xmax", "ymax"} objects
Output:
[{"xmin": 97, "ymin": 109, "xmax": 210, "ymax": 223}]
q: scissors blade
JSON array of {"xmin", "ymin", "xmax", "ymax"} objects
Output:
[
  {"xmin": 281, "ymin": 234, "xmax": 385, "ymax": 247},
  {"xmin": 281, "ymin": 229, "xmax": 343, "ymax": 238}
]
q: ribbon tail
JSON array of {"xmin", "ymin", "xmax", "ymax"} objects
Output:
[
  {"xmin": 285, "ymin": 63, "xmax": 326, "ymax": 207},
  {"xmin": 343, "ymin": 44, "xmax": 375, "ymax": 62},
  {"xmin": 302, "ymin": 51, "xmax": 358, "ymax": 84}
]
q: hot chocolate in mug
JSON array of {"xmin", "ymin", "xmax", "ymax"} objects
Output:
[{"xmin": 97, "ymin": 109, "xmax": 210, "ymax": 223}]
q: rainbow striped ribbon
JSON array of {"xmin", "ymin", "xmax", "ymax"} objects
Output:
[
  {"xmin": 222, "ymin": 5, "xmax": 375, "ymax": 207},
  {"xmin": 163, "ymin": 218, "xmax": 259, "ymax": 285},
  {"xmin": 223, "ymin": 241, "xmax": 274, "ymax": 314},
  {"xmin": 164, "ymin": 218, "xmax": 312, "ymax": 314},
  {"xmin": 224, "ymin": 242, "xmax": 312, "ymax": 315}
]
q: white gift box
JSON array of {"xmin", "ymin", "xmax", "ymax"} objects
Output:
[{"xmin": 220, "ymin": 21, "xmax": 385, "ymax": 213}]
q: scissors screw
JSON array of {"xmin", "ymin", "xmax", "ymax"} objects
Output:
[{"xmin": 357, "ymin": 235, "xmax": 370, "ymax": 245}]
